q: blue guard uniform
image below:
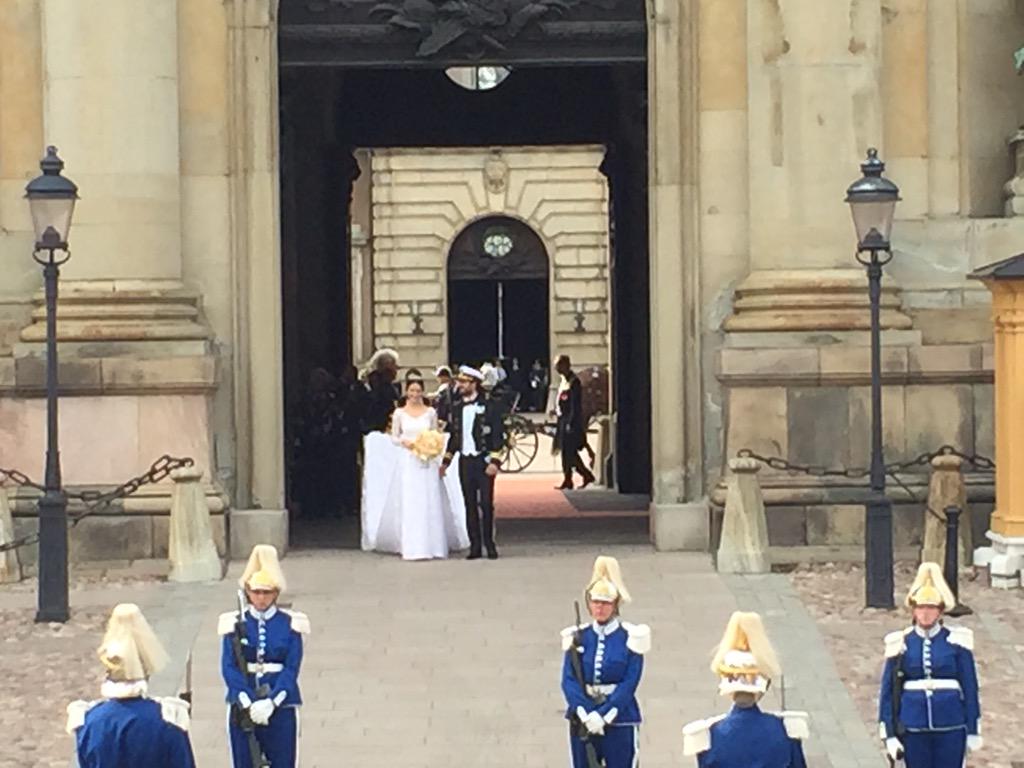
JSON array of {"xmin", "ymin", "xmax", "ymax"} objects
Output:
[
  {"xmin": 560, "ymin": 555, "xmax": 650, "ymax": 768},
  {"xmin": 877, "ymin": 561, "xmax": 983, "ymax": 767},
  {"xmin": 219, "ymin": 604, "xmax": 310, "ymax": 768},
  {"xmin": 683, "ymin": 611, "xmax": 808, "ymax": 768},
  {"xmin": 878, "ymin": 624, "xmax": 981, "ymax": 767},
  {"xmin": 68, "ymin": 690, "xmax": 195, "ymax": 768},
  {"xmin": 683, "ymin": 706, "xmax": 807, "ymax": 768}
]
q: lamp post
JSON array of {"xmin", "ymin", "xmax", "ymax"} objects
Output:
[
  {"xmin": 846, "ymin": 148, "xmax": 900, "ymax": 609},
  {"xmin": 25, "ymin": 146, "xmax": 78, "ymax": 623}
]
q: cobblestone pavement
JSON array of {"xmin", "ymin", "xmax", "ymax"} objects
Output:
[
  {"xmin": 0, "ymin": 561, "xmax": 219, "ymax": 768},
  {"xmin": 790, "ymin": 562, "xmax": 1024, "ymax": 768}
]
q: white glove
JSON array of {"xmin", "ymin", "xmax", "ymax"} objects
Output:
[
  {"xmin": 603, "ymin": 707, "xmax": 619, "ymax": 725},
  {"xmin": 885, "ymin": 737, "xmax": 903, "ymax": 761},
  {"xmin": 249, "ymin": 698, "xmax": 275, "ymax": 726},
  {"xmin": 966, "ymin": 734, "xmax": 983, "ymax": 752},
  {"xmin": 584, "ymin": 710, "xmax": 606, "ymax": 736}
]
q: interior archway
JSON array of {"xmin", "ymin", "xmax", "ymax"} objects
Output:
[{"xmin": 447, "ymin": 216, "xmax": 550, "ymax": 376}]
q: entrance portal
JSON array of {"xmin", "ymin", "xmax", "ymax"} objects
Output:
[
  {"xmin": 277, "ymin": 3, "xmax": 654, "ymax": 540},
  {"xmin": 447, "ymin": 216, "xmax": 550, "ymax": 374}
]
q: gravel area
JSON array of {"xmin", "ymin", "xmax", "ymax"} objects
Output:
[
  {"xmin": 0, "ymin": 568, "xmax": 166, "ymax": 768},
  {"xmin": 790, "ymin": 562, "xmax": 1024, "ymax": 768}
]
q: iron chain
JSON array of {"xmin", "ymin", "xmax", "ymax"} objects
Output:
[
  {"xmin": 736, "ymin": 444, "xmax": 994, "ymax": 478},
  {"xmin": 0, "ymin": 455, "xmax": 194, "ymax": 554},
  {"xmin": 736, "ymin": 445, "xmax": 994, "ymax": 525}
]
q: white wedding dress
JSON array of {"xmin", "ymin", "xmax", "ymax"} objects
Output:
[{"xmin": 360, "ymin": 407, "xmax": 470, "ymax": 560}]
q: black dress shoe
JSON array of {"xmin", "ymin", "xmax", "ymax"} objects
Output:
[
  {"xmin": 555, "ymin": 481, "xmax": 573, "ymax": 490},
  {"xmin": 466, "ymin": 551, "xmax": 482, "ymax": 560},
  {"xmin": 580, "ymin": 473, "xmax": 595, "ymax": 489},
  {"xmin": 486, "ymin": 549, "xmax": 499, "ymax": 560}
]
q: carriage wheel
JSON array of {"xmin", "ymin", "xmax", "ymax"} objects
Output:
[{"xmin": 501, "ymin": 416, "xmax": 539, "ymax": 473}]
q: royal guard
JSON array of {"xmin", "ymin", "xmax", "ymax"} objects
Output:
[
  {"xmin": 560, "ymin": 556, "xmax": 650, "ymax": 768},
  {"xmin": 219, "ymin": 544, "xmax": 310, "ymax": 767},
  {"xmin": 682, "ymin": 611, "xmax": 808, "ymax": 767},
  {"xmin": 67, "ymin": 603, "xmax": 196, "ymax": 767},
  {"xmin": 878, "ymin": 562, "xmax": 981, "ymax": 767}
]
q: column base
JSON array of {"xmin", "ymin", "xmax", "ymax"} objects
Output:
[
  {"xmin": 229, "ymin": 509, "xmax": 289, "ymax": 559},
  {"xmin": 724, "ymin": 269, "xmax": 913, "ymax": 332},
  {"xmin": 974, "ymin": 530, "xmax": 1024, "ymax": 589},
  {"xmin": 650, "ymin": 500, "xmax": 709, "ymax": 551}
]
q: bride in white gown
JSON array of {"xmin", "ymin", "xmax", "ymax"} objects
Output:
[{"xmin": 361, "ymin": 378, "xmax": 470, "ymax": 559}]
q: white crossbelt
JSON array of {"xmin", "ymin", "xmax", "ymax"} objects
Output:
[
  {"xmin": 246, "ymin": 662, "xmax": 284, "ymax": 674},
  {"xmin": 904, "ymin": 679, "xmax": 961, "ymax": 692},
  {"xmin": 586, "ymin": 683, "xmax": 617, "ymax": 697}
]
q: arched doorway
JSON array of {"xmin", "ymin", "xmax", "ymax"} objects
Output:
[{"xmin": 447, "ymin": 216, "xmax": 549, "ymax": 373}]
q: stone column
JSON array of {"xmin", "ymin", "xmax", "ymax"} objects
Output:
[
  {"xmin": 972, "ymin": 260, "xmax": 1024, "ymax": 588},
  {"xmin": 732, "ymin": 0, "xmax": 902, "ymax": 332},
  {"xmin": 226, "ymin": 0, "xmax": 286, "ymax": 511},
  {"xmin": 927, "ymin": 0, "xmax": 962, "ymax": 216},
  {"xmin": 28, "ymin": 0, "xmax": 209, "ymax": 348},
  {"xmin": 648, "ymin": 0, "xmax": 706, "ymax": 550},
  {"xmin": 167, "ymin": 467, "xmax": 222, "ymax": 582}
]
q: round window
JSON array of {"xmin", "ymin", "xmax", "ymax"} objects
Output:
[
  {"xmin": 445, "ymin": 66, "xmax": 512, "ymax": 91},
  {"xmin": 483, "ymin": 231, "xmax": 514, "ymax": 258}
]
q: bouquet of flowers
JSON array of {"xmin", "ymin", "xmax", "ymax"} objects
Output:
[{"xmin": 411, "ymin": 429, "xmax": 446, "ymax": 464}]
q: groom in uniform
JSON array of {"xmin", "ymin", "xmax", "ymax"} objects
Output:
[{"xmin": 441, "ymin": 365, "xmax": 506, "ymax": 560}]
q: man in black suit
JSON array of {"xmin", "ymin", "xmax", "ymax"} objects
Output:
[
  {"xmin": 554, "ymin": 354, "xmax": 596, "ymax": 490},
  {"xmin": 440, "ymin": 366, "xmax": 506, "ymax": 560}
]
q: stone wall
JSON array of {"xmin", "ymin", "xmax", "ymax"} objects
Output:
[{"xmin": 366, "ymin": 147, "xmax": 611, "ymax": 373}]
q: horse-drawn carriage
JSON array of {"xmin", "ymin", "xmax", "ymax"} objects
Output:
[{"xmin": 496, "ymin": 366, "xmax": 609, "ymax": 473}]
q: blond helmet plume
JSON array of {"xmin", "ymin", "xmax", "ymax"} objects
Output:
[
  {"xmin": 710, "ymin": 611, "xmax": 781, "ymax": 695},
  {"xmin": 586, "ymin": 555, "xmax": 632, "ymax": 604},
  {"xmin": 97, "ymin": 603, "xmax": 169, "ymax": 682},
  {"xmin": 905, "ymin": 561, "xmax": 956, "ymax": 610},
  {"xmin": 239, "ymin": 544, "xmax": 287, "ymax": 593}
]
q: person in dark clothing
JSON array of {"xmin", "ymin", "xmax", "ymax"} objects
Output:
[
  {"xmin": 528, "ymin": 359, "xmax": 549, "ymax": 412},
  {"xmin": 507, "ymin": 357, "xmax": 527, "ymax": 408},
  {"xmin": 292, "ymin": 367, "xmax": 344, "ymax": 518},
  {"xmin": 335, "ymin": 365, "xmax": 363, "ymax": 515},
  {"xmin": 431, "ymin": 365, "xmax": 456, "ymax": 425},
  {"xmin": 554, "ymin": 354, "xmax": 595, "ymax": 490},
  {"xmin": 361, "ymin": 348, "xmax": 400, "ymax": 434},
  {"xmin": 440, "ymin": 366, "xmax": 506, "ymax": 560}
]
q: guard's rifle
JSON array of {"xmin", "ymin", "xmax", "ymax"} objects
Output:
[
  {"xmin": 887, "ymin": 651, "xmax": 906, "ymax": 767},
  {"xmin": 231, "ymin": 590, "xmax": 271, "ymax": 768},
  {"xmin": 567, "ymin": 601, "xmax": 603, "ymax": 768}
]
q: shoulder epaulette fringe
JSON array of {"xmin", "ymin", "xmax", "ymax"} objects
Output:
[
  {"xmin": 158, "ymin": 697, "xmax": 191, "ymax": 732},
  {"xmin": 622, "ymin": 622, "xmax": 651, "ymax": 654},
  {"xmin": 947, "ymin": 625, "xmax": 974, "ymax": 651},
  {"xmin": 65, "ymin": 699, "xmax": 97, "ymax": 734},
  {"xmin": 283, "ymin": 609, "xmax": 311, "ymax": 635}
]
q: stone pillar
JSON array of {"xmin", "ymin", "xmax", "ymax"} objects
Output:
[
  {"xmin": 1004, "ymin": 128, "xmax": 1024, "ymax": 217},
  {"xmin": 226, "ymin": 0, "xmax": 286, "ymax": 510},
  {"xmin": 972, "ymin": 258, "xmax": 1024, "ymax": 588},
  {"xmin": 716, "ymin": 458, "xmax": 770, "ymax": 574},
  {"xmin": 0, "ymin": 486, "xmax": 23, "ymax": 584},
  {"xmin": 40, "ymin": 0, "xmax": 180, "ymax": 279},
  {"xmin": 921, "ymin": 455, "xmax": 971, "ymax": 567},
  {"xmin": 648, "ymin": 0, "xmax": 706, "ymax": 550},
  {"xmin": 167, "ymin": 467, "xmax": 222, "ymax": 582},
  {"xmin": 735, "ymin": 0, "xmax": 893, "ymax": 330},
  {"xmin": 927, "ymin": 0, "xmax": 962, "ymax": 216},
  {"xmin": 27, "ymin": 0, "xmax": 208, "ymax": 347}
]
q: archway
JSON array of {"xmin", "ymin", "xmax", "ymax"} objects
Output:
[{"xmin": 447, "ymin": 216, "xmax": 550, "ymax": 380}]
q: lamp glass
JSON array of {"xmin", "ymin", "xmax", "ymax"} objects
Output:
[
  {"xmin": 849, "ymin": 198, "xmax": 896, "ymax": 249},
  {"xmin": 29, "ymin": 196, "xmax": 76, "ymax": 247}
]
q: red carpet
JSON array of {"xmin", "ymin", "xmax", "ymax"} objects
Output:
[{"xmin": 495, "ymin": 473, "xmax": 648, "ymax": 520}]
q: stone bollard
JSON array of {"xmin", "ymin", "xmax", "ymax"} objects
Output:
[
  {"xmin": 168, "ymin": 467, "xmax": 223, "ymax": 583},
  {"xmin": 0, "ymin": 485, "xmax": 23, "ymax": 583},
  {"xmin": 717, "ymin": 457, "xmax": 770, "ymax": 574},
  {"xmin": 922, "ymin": 455, "xmax": 972, "ymax": 567}
]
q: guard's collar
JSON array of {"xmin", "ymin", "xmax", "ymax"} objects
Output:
[
  {"xmin": 592, "ymin": 618, "xmax": 621, "ymax": 638},
  {"xmin": 913, "ymin": 623, "xmax": 942, "ymax": 639},
  {"xmin": 101, "ymin": 679, "xmax": 148, "ymax": 699},
  {"xmin": 249, "ymin": 605, "xmax": 278, "ymax": 621}
]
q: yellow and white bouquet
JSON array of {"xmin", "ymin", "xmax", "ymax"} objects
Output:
[{"xmin": 411, "ymin": 429, "xmax": 446, "ymax": 464}]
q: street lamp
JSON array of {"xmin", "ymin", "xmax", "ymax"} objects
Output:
[
  {"xmin": 846, "ymin": 147, "xmax": 900, "ymax": 610},
  {"xmin": 25, "ymin": 146, "xmax": 78, "ymax": 623}
]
